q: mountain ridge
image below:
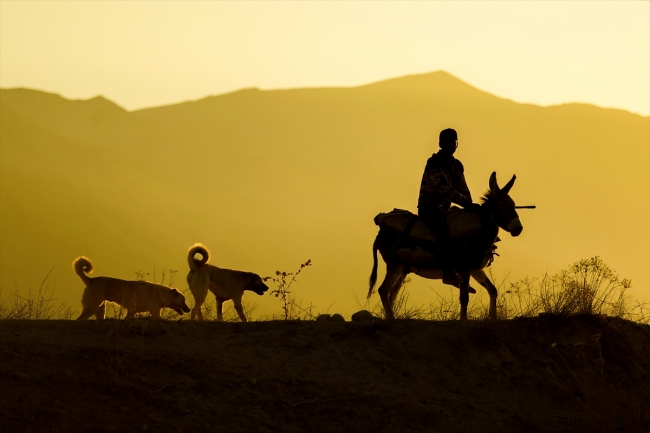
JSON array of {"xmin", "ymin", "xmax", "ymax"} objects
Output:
[{"xmin": 3, "ymin": 71, "xmax": 646, "ymax": 117}]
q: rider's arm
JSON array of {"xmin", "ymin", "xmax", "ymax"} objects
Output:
[
  {"xmin": 426, "ymin": 164, "xmax": 473, "ymax": 208},
  {"xmin": 456, "ymin": 165, "xmax": 473, "ymax": 204}
]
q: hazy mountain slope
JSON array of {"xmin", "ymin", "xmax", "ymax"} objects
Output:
[
  {"xmin": 1, "ymin": 72, "xmax": 648, "ymax": 316},
  {"xmin": 0, "ymin": 103, "xmax": 190, "ymax": 288}
]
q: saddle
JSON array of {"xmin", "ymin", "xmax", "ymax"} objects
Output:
[
  {"xmin": 375, "ymin": 208, "xmax": 481, "ymax": 240},
  {"xmin": 374, "ymin": 208, "xmax": 485, "ymax": 267}
]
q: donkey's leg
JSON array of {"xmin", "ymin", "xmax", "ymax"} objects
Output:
[
  {"xmin": 459, "ymin": 270, "xmax": 471, "ymax": 321},
  {"xmin": 388, "ymin": 272, "xmax": 407, "ymax": 313},
  {"xmin": 377, "ymin": 263, "xmax": 405, "ymax": 320},
  {"xmin": 471, "ymin": 270, "xmax": 498, "ymax": 320}
]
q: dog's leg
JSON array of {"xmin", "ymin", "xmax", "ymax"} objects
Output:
[
  {"xmin": 124, "ymin": 309, "xmax": 136, "ymax": 320},
  {"xmin": 234, "ymin": 301, "xmax": 247, "ymax": 323},
  {"xmin": 95, "ymin": 303, "xmax": 106, "ymax": 320},
  {"xmin": 190, "ymin": 276, "xmax": 208, "ymax": 322},
  {"xmin": 216, "ymin": 298, "xmax": 224, "ymax": 322},
  {"xmin": 191, "ymin": 304, "xmax": 204, "ymax": 321},
  {"xmin": 191, "ymin": 292, "xmax": 206, "ymax": 321},
  {"xmin": 149, "ymin": 309, "xmax": 162, "ymax": 320},
  {"xmin": 76, "ymin": 307, "xmax": 96, "ymax": 320}
]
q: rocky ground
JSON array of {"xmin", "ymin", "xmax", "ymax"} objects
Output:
[{"xmin": 1, "ymin": 315, "xmax": 649, "ymax": 433}]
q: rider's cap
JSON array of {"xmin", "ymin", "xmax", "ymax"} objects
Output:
[{"xmin": 439, "ymin": 128, "xmax": 457, "ymax": 142}]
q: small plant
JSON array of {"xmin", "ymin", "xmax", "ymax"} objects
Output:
[
  {"xmin": 134, "ymin": 270, "xmax": 149, "ymax": 281},
  {"xmin": 263, "ymin": 259, "xmax": 312, "ymax": 320},
  {"xmin": 539, "ymin": 256, "xmax": 643, "ymax": 320},
  {"xmin": 0, "ymin": 269, "xmax": 73, "ymax": 320},
  {"xmin": 135, "ymin": 267, "xmax": 178, "ymax": 287}
]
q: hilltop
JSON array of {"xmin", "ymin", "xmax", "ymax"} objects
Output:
[
  {"xmin": 1, "ymin": 315, "xmax": 649, "ymax": 432},
  {"xmin": 1, "ymin": 71, "xmax": 648, "ymax": 318}
]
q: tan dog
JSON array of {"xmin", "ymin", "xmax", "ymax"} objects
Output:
[
  {"xmin": 187, "ymin": 244, "xmax": 268, "ymax": 322},
  {"xmin": 74, "ymin": 256, "xmax": 191, "ymax": 320}
]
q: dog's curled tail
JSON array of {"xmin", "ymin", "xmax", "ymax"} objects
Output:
[
  {"xmin": 188, "ymin": 243, "xmax": 210, "ymax": 271},
  {"xmin": 73, "ymin": 256, "xmax": 93, "ymax": 286}
]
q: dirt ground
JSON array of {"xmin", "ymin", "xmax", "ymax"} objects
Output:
[{"xmin": 1, "ymin": 315, "xmax": 649, "ymax": 433}]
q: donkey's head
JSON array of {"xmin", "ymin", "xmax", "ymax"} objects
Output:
[{"xmin": 482, "ymin": 172, "xmax": 523, "ymax": 237}]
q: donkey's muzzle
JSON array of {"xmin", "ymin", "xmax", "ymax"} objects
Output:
[{"xmin": 506, "ymin": 217, "xmax": 523, "ymax": 237}]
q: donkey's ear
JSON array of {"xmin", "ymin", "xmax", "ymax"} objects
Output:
[
  {"xmin": 489, "ymin": 172, "xmax": 499, "ymax": 193},
  {"xmin": 501, "ymin": 175, "xmax": 516, "ymax": 194}
]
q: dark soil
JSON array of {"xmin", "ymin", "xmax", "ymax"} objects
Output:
[{"xmin": 1, "ymin": 315, "xmax": 649, "ymax": 433}]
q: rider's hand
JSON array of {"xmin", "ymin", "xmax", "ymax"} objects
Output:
[{"xmin": 466, "ymin": 203, "xmax": 481, "ymax": 213}]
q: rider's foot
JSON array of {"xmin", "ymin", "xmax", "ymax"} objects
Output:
[
  {"xmin": 442, "ymin": 269, "xmax": 462, "ymax": 285},
  {"xmin": 451, "ymin": 282, "xmax": 477, "ymax": 294}
]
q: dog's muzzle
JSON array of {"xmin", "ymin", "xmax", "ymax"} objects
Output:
[
  {"xmin": 176, "ymin": 304, "xmax": 191, "ymax": 315},
  {"xmin": 255, "ymin": 283, "xmax": 269, "ymax": 295}
]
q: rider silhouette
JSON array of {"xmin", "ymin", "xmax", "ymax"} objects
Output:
[{"xmin": 417, "ymin": 128, "xmax": 481, "ymax": 284}]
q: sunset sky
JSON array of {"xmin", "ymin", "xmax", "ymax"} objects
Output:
[{"xmin": 1, "ymin": 1, "xmax": 648, "ymax": 114}]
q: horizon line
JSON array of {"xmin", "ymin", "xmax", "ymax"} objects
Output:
[{"xmin": 2, "ymin": 70, "xmax": 648, "ymax": 117}]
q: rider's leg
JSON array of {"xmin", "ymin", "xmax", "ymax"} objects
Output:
[{"xmin": 418, "ymin": 207, "xmax": 462, "ymax": 285}]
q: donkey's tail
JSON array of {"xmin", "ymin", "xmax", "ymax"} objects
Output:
[
  {"xmin": 187, "ymin": 243, "xmax": 210, "ymax": 271},
  {"xmin": 367, "ymin": 237, "xmax": 379, "ymax": 299},
  {"xmin": 73, "ymin": 256, "xmax": 93, "ymax": 286}
]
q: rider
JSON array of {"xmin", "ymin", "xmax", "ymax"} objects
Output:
[{"xmin": 417, "ymin": 128, "xmax": 481, "ymax": 284}]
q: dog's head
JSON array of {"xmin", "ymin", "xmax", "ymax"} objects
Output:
[
  {"xmin": 168, "ymin": 288, "xmax": 191, "ymax": 315},
  {"xmin": 246, "ymin": 274, "xmax": 269, "ymax": 296}
]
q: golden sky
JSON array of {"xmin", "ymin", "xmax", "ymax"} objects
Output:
[{"xmin": 1, "ymin": 1, "xmax": 648, "ymax": 114}]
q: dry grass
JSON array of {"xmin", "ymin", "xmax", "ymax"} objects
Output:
[
  {"xmin": 537, "ymin": 256, "xmax": 646, "ymax": 321},
  {"xmin": 0, "ymin": 268, "xmax": 73, "ymax": 319}
]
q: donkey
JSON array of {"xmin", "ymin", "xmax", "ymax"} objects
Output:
[{"xmin": 367, "ymin": 172, "xmax": 523, "ymax": 320}]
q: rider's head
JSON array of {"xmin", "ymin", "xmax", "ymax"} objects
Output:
[{"xmin": 439, "ymin": 128, "xmax": 458, "ymax": 153}]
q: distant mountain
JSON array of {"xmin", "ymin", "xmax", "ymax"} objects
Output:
[{"xmin": 1, "ymin": 71, "xmax": 648, "ymax": 315}]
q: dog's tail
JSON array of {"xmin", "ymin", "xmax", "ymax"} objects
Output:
[
  {"xmin": 188, "ymin": 243, "xmax": 210, "ymax": 271},
  {"xmin": 73, "ymin": 256, "xmax": 93, "ymax": 286}
]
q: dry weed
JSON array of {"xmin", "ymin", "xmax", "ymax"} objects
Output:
[
  {"xmin": 539, "ymin": 256, "xmax": 647, "ymax": 322},
  {"xmin": 0, "ymin": 269, "xmax": 73, "ymax": 319},
  {"xmin": 263, "ymin": 259, "xmax": 313, "ymax": 320}
]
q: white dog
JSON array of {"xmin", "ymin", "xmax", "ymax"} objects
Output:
[
  {"xmin": 74, "ymin": 256, "xmax": 190, "ymax": 320},
  {"xmin": 186, "ymin": 244, "xmax": 268, "ymax": 322}
]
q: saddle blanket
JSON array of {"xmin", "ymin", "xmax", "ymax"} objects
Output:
[{"xmin": 374, "ymin": 208, "xmax": 481, "ymax": 241}]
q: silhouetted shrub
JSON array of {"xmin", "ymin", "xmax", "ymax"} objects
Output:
[
  {"xmin": 0, "ymin": 269, "xmax": 72, "ymax": 319},
  {"xmin": 263, "ymin": 259, "xmax": 314, "ymax": 320}
]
